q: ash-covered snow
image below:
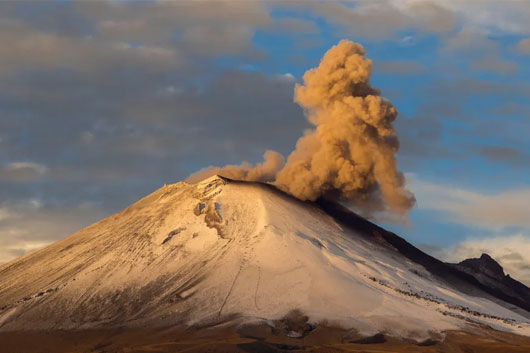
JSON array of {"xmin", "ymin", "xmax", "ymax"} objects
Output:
[{"xmin": 0, "ymin": 175, "xmax": 529, "ymax": 340}]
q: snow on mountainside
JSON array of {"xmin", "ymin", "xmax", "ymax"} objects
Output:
[{"xmin": 0, "ymin": 175, "xmax": 529, "ymax": 340}]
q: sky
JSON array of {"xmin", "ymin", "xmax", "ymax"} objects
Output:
[{"xmin": 1, "ymin": 0, "xmax": 530, "ymax": 285}]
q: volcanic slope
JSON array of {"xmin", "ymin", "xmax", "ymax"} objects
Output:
[{"xmin": 0, "ymin": 175, "xmax": 529, "ymax": 342}]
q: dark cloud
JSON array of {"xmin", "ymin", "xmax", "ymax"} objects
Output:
[
  {"xmin": 81, "ymin": 0, "xmax": 270, "ymax": 58},
  {"xmin": 424, "ymin": 78, "xmax": 530, "ymax": 102},
  {"xmin": 0, "ymin": 1, "xmax": 276, "ymax": 78},
  {"xmin": 394, "ymin": 98, "xmax": 462, "ymax": 165},
  {"xmin": 394, "ymin": 112, "xmax": 453, "ymax": 170},
  {"xmin": 0, "ymin": 19, "xmax": 183, "ymax": 75},
  {"xmin": 442, "ymin": 30, "xmax": 498, "ymax": 54},
  {"xmin": 268, "ymin": 17, "xmax": 320, "ymax": 35},
  {"xmin": 441, "ymin": 30, "xmax": 518, "ymax": 75},
  {"xmin": 0, "ymin": 66, "xmax": 307, "ymax": 206},
  {"xmin": 477, "ymin": 145, "xmax": 530, "ymax": 168},
  {"xmin": 468, "ymin": 57, "xmax": 517, "ymax": 75},
  {"xmin": 491, "ymin": 102, "xmax": 530, "ymax": 117},
  {"xmin": 375, "ymin": 60, "xmax": 425, "ymax": 75}
]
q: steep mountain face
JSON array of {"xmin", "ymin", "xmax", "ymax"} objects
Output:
[
  {"xmin": 0, "ymin": 176, "xmax": 529, "ymax": 341},
  {"xmin": 459, "ymin": 254, "xmax": 505, "ymax": 279},
  {"xmin": 319, "ymin": 200, "xmax": 530, "ymax": 315},
  {"xmin": 455, "ymin": 254, "xmax": 530, "ymax": 313}
]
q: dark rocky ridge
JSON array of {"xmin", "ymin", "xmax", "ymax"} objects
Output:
[
  {"xmin": 455, "ymin": 253, "xmax": 530, "ymax": 313},
  {"xmin": 458, "ymin": 253, "xmax": 506, "ymax": 280}
]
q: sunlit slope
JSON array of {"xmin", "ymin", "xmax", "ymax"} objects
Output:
[{"xmin": 0, "ymin": 176, "xmax": 528, "ymax": 340}]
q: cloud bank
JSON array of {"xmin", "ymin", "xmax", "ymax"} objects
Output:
[
  {"xmin": 0, "ymin": 162, "xmax": 48, "ymax": 183},
  {"xmin": 409, "ymin": 175, "xmax": 530, "ymax": 229},
  {"xmin": 444, "ymin": 234, "xmax": 530, "ymax": 287},
  {"xmin": 0, "ymin": 200, "xmax": 105, "ymax": 265}
]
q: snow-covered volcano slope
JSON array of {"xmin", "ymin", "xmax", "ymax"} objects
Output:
[{"xmin": 0, "ymin": 176, "xmax": 529, "ymax": 339}]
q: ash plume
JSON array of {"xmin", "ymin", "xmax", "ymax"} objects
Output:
[
  {"xmin": 187, "ymin": 40, "xmax": 415, "ymax": 215},
  {"xmin": 186, "ymin": 150, "xmax": 285, "ymax": 184}
]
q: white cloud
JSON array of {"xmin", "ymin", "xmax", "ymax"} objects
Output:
[
  {"xmin": 433, "ymin": 0, "xmax": 530, "ymax": 35},
  {"xmin": 390, "ymin": 0, "xmax": 530, "ymax": 36},
  {"xmin": 0, "ymin": 201, "xmax": 107, "ymax": 265},
  {"xmin": 0, "ymin": 240, "xmax": 52, "ymax": 264},
  {"xmin": 442, "ymin": 234, "xmax": 530, "ymax": 286},
  {"xmin": 407, "ymin": 174, "xmax": 530, "ymax": 229},
  {"xmin": 275, "ymin": 73, "xmax": 296, "ymax": 82},
  {"xmin": 409, "ymin": 174, "xmax": 530, "ymax": 286},
  {"xmin": 313, "ymin": 1, "xmax": 456, "ymax": 40},
  {"xmin": 0, "ymin": 162, "xmax": 48, "ymax": 182},
  {"xmin": 314, "ymin": 1, "xmax": 530, "ymax": 42}
]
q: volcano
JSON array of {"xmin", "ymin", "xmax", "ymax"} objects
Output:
[{"xmin": 1, "ymin": 176, "xmax": 530, "ymax": 352}]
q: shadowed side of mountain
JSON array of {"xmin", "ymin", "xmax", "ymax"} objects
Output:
[
  {"xmin": 456, "ymin": 254, "xmax": 530, "ymax": 312},
  {"xmin": 316, "ymin": 198, "xmax": 530, "ymax": 315}
]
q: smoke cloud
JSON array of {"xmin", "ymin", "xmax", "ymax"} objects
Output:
[
  {"xmin": 187, "ymin": 40, "xmax": 415, "ymax": 215},
  {"xmin": 186, "ymin": 150, "xmax": 285, "ymax": 184}
]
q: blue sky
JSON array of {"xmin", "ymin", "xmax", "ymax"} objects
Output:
[{"xmin": 0, "ymin": 1, "xmax": 529, "ymax": 284}]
